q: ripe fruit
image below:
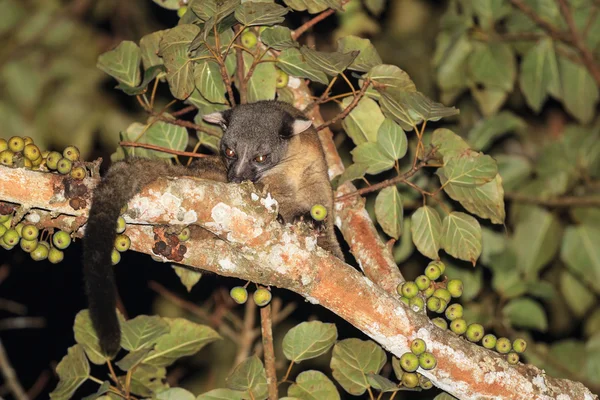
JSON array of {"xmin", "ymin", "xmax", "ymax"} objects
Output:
[
  {"xmin": 507, "ymin": 352, "xmax": 520, "ymax": 365},
  {"xmin": 46, "ymin": 151, "xmax": 62, "ymax": 170},
  {"xmin": 275, "ymin": 69, "xmax": 289, "ymax": 88},
  {"xmin": 465, "ymin": 323, "xmax": 484, "ymax": 342},
  {"xmin": 0, "ymin": 239, "xmax": 14, "ymax": 250},
  {"xmin": 401, "ymin": 281, "xmax": 419, "ymax": 298},
  {"xmin": 513, "ymin": 338, "xmax": 527, "ymax": 353},
  {"xmin": 422, "ymin": 284, "xmax": 435, "ymax": 298},
  {"xmin": 23, "ymin": 136, "xmax": 34, "ymax": 146},
  {"xmin": 428, "ymin": 260, "xmax": 445, "ymax": 275},
  {"xmin": 450, "ymin": 318, "xmax": 467, "ymax": 335},
  {"xmin": 23, "ymin": 144, "xmax": 41, "ymax": 161},
  {"xmin": 57, "ymin": 158, "xmax": 73, "ymax": 174},
  {"xmin": 0, "ymin": 150, "xmax": 15, "ymax": 166},
  {"xmin": 0, "ymin": 139, "xmax": 7, "ymax": 152},
  {"xmin": 410, "ymin": 338, "xmax": 426, "ymax": 355},
  {"xmin": 396, "ymin": 282, "xmax": 404, "ymax": 296},
  {"xmin": 415, "ymin": 275, "xmax": 431, "ymax": 291},
  {"xmin": 482, "ymin": 334, "xmax": 497, "ymax": 349},
  {"xmin": 2, "ymin": 229, "xmax": 20, "ymax": 247},
  {"xmin": 445, "ymin": 303, "xmax": 463, "ymax": 320},
  {"xmin": 310, "ymin": 204, "xmax": 327, "ymax": 221},
  {"xmin": 52, "ymin": 230, "xmax": 71, "ymax": 250},
  {"xmin": 418, "ymin": 352, "xmax": 437, "ymax": 370},
  {"xmin": 21, "ymin": 224, "xmax": 39, "ymax": 241},
  {"xmin": 433, "ymin": 288, "xmax": 451, "ymax": 303},
  {"xmin": 447, "ymin": 279, "xmax": 463, "ymax": 298},
  {"xmin": 116, "ymin": 216, "xmax": 126, "ymax": 234},
  {"xmin": 399, "ymin": 296, "xmax": 410, "ymax": 306},
  {"xmin": 71, "ymin": 166, "xmax": 86, "ymax": 180},
  {"xmin": 230, "ymin": 286, "xmax": 248, "ymax": 304},
  {"xmin": 253, "ymin": 287, "xmax": 272, "ymax": 306},
  {"xmin": 241, "ymin": 30, "xmax": 258, "ymax": 48},
  {"xmin": 432, "ymin": 317, "xmax": 447, "ymax": 330},
  {"xmin": 111, "ymin": 249, "xmax": 121, "ymax": 265},
  {"xmin": 399, "ymin": 352, "xmax": 419, "ymax": 372},
  {"xmin": 20, "ymin": 238, "xmax": 38, "ymax": 253},
  {"xmin": 419, "ymin": 376, "xmax": 433, "ymax": 390},
  {"xmin": 436, "ymin": 298, "xmax": 448, "ymax": 313},
  {"xmin": 409, "ymin": 296, "xmax": 424, "ymax": 312},
  {"xmin": 63, "ymin": 146, "xmax": 80, "ymax": 161},
  {"xmin": 426, "ymin": 296, "xmax": 440, "ymax": 312},
  {"xmin": 425, "ymin": 263, "xmax": 441, "ymax": 281},
  {"xmin": 8, "ymin": 136, "xmax": 24, "ymax": 152},
  {"xmin": 496, "ymin": 337, "xmax": 512, "ymax": 354},
  {"xmin": 114, "ymin": 234, "xmax": 131, "ymax": 252},
  {"xmin": 48, "ymin": 247, "xmax": 64, "ymax": 264},
  {"xmin": 177, "ymin": 227, "xmax": 191, "ymax": 241},
  {"xmin": 31, "ymin": 242, "xmax": 49, "ymax": 261},
  {"xmin": 401, "ymin": 372, "xmax": 419, "ymax": 388},
  {"xmin": 177, "ymin": 6, "xmax": 187, "ymax": 17}
]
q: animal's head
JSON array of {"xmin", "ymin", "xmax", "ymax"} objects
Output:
[{"xmin": 203, "ymin": 101, "xmax": 313, "ymax": 183}]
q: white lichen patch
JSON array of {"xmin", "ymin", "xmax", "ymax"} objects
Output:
[
  {"xmin": 301, "ymin": 275, "xmax": 312, "ymax": 286},
  {"xmin": 304, "ymin": 295, "xmax": 320, "ymax": 304},
  {"xmin": 206, "ymin": 202, "xmax": 263, "ymax": 241},
  {"xmin": 251, "ymin": 193, "xmax": 259, "ymax": 201},
  {"xmin": 362, "ymin": 276, "xmax": 374, "ymax": 287},
  {"xmin": 304, "ymin": 236, "xmax": 317, "ymax": 251},
  {"xmin": 26, "ymin": 213, "xmax": 41, "ymax": 223},
  {"xmin": 260, "ymin": 193, "xmax": 278, "ymax": 212},
  {"xmin": 557, "ymin": 395, "xmax": 572, "ymax": 400},
  {"xmin": 288, "ymin": 75, "xmax": 301, "ymax": 89},
  {"xmin": 532, "ymin": 375, "xmax": 548, "ymax": 392},
  {"xmin": 218, "ymin": 258, "xmax": 237, "ymax": 271}
]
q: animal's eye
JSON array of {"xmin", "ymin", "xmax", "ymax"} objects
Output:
[
  {"xmin": 225, "ymin": 148, "xmax": 236, "ymax": 158},
  {"xmin": 254, "ymin": 155, "xmax": 267, "ymax": 163}
]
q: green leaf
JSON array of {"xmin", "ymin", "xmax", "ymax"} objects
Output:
[
  {"xmin": 375, "ymin": 187, "xmax": 403, "ymax": 239},
  {"xmin": 490, "ymin": 251, "xmax": 528, "ymax": 299},
  {"xmin": 173, "ymin": 264, "xmax": 202, "ymax": 292},
  {"xmin": 519, "ymin": 38, "xmax": 560, "ymax": 112},
  {"xmin": 330, "ymin": 339, "xmax": 386, "ymax": 396},
  {"xmin": 430, "ymin": 128, "xmax": 470, "ymax": 161},
  {"xmin": 281, "ymin": 0, "xmax": 344, "ymax": 14},
  {"xmin": 277, "ymin": 48, "xmax": 328, "ymax": 85},
  {"xmin": 558, "ymin": 56, "xmax": 600, "ymax": 124},
  {"xmin": 468, "ymin": 41, "xmax": 515, "ymax": 91},
  {"xmin": 49, "ymin": 345, "xmax": 90, "ymax": 400},
  {"xmin": 512, "ymin": 206, "xmax": 562, "ymax": 280},
  {"xmin": 440, "ymin": 172, "xmax": 505, "ymax": 224},
  {"xmin": 439, "ymin": 153, "xmax": 497, "ymax": 187},
  {"xmin": 503, "ymin": 298, "xmax": 548, "ymax": 332},
  {"xmin": 142, "ymin": 318, "xmax": 221, "ymax": 367},
  {"xmin": 341, "ymin": 96, "xmax": 384, "ymax": 145},
  {"xmin": 471, "ymin": 0, "xmax": 511, "ymax": 30},
  {"xmin": 243, "ymin": 52, "xmax": 277, "ymax": 102},
  {"xmin": 441, "ymin": 212, "xmax": 482, "ymax": 265},
  {"xmin": 379, "ymin": 91, "xmax": 458, "ymax": 130},
  {"xmin": 435, "ymin": 34, "xmax": 472, "ymax": 92},
  {"xmin": 282, "ymin": 321, "xmax": 337, "ymax": 363},
  {"xmin": 73, "ymin": 310, "xmax": 108, "ymax": 365},
  {"xmin": 226, "ymin": 355, "xmax": 268, "ymax": 399},
  {"xmin": 152, "ymin": 0, "xmax": 180, "ymax": 10},
  {"xmin": 128, "ymin": 364, "xmax": 168, "ymax": 396},
  {"xmin": 81, "ymin": 381, "xmax": 111, "ymax": 400},
  {"xmin": 364, "ymin": 0, "xmax": 386, "ymax": 16},
  {"xmin": 155, "ymin": 388, "xmax": 195, "ymax": 400},
  {"xmin": 468, "ymin": 111, "xmax": 525, "ymax": 151},
  {"xmin": 235, "ymin": 2, "xmax": 288, "ymax": 26},
  {"xmin": 144, "ymin": 121, "xmax": 189, "ymax": 158},
  {"xmin": 366, "ymin": 374, "xmax": 400, "ymax": 392},
  {"xmin": 120, "ymin": 315, "xmax": 170, "ymax": 351},
  {"xmin": 470, "ymin": 85, "xmax": 509, "ymax": 116},
  {"xmin": 393, "ymin": 218, "xmax": 414, "ymax": 264},
  {"xmin": 117, "ymin": 65, "xmax": 166, "ymax": 96},
  {"xmin": 560, "ymin": 270, "xmax": 595, "ymax": 318},
  {"xmin": 191, "ymin": 0, "xmax": 239, "ymax": 22},
  {"xmin": 366, "ymin": 64, "xmax": 416, "ymax": 93},
  {"xmin": 411, "ymin": 206, "xmax": 443, "ymax": 260},
  {"xmin": 336, "ymin": 36, "xmax": 382, "ymax": 72},
  {"xmin": 300, "ymin": 46, "xmax": 359, "ymax": 76},
  {"xmin": 377, "ymin": 118, "xmax": 407, "ymax": 160},
  {"xmin": 140, "ymin": 30, "xmax": 165, "ymax": 69},
  {"xmin": 350, "ymin": 142, "xmax": 394, "ymax": 174},
  {"xmin": 288, "ymin": 370, "xmax": 340, "ymax": 400},
  {"xmin": 115, "ymin": 348, "xmax": 153, "ymax": 371},
  {"xmin": 495, "ymin": 154, "xmax": 532, "ymax": 191},
  {"xmin": 159, "ymin": 24, "xmax": 201, "ymax": 100},
  {"xmin": 260, "ymin": 26, "xmax": 296, "ymax": 50},
  {"xmin": 561, "ymin": 224, "xmax": 600, "ymax": 293},
  {"xmin": 197, "ymin": 389, "xmax": 245, "ymax": 400},
  {"xmin": 97, "ymin": 41, "xmax": 142, "ymax": 87},
  {"xmin": 338, "ymin": 163, "xmax": 367, "ymax": 185},
  {"xmin": 195, "ymin": 60, "xmax": 227, "ymax": 104}
]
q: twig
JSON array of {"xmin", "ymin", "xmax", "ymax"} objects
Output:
[
  {"xmin": 171, "ymin": 105, "xmax": 197, "ymax": 117},
  {"xmin": 505, "ymin": 192, "xmax": 600, "ymax": 207},
  {"xmin": 0, "ymin": 339, "xmax": 28, "ymax": 400},
  {"xmin": 235, "ymin": 25, "xmax": 247, "ymax": 105},
  {"xmin": 233, "ymin": 298, "xmax": 257, "ymax": 368},
  {"xmin": 151, "ymin": 113, "xmax": 220, "ymax": 137},
  {"xmin": 119, "ymin": 142, "xmax": 209, "ymax": 158},
  {"xmin": 260, "ymin": 304, "xmax": 278, "ymax": 400},
  {"xmin": 27, "ymin": 369, "xmax": 50, "ymax": 400},
  {"xmin": 508, "ymin": 0, "xmax": 571, "ymax": 42},
  {"xmin": 0, "ymin": 317, "xmax": 45, "ymax": 331},
  {"xmin": 292, "ymin": 9, "xmax": 336, "ymax": 40},
  {"xmin": 0, "ymin": 299, "xmax": 27, "ymax": 315},
  {"xmin": 317, "ymin": 79, "xmax": 370, "ymax": 131}
]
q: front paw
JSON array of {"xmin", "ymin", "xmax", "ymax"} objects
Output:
[{"xmin": 292, "ymin": 213, "xmax": 326, "ymax": 234}]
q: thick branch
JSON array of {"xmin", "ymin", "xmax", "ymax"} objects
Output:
[{"xmin": 1, "ymin": 167, "xmax": 596, "ymax": 400}]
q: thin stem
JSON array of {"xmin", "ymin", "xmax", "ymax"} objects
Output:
[
  {"xmin": 260, "ymin": 304, "xmax": 278, "ymax": 400},
  {"xmin": 0, "ymin": 339, "xmax": 28, "ymax": 400},
  {"xmin": 150, "ymin": 77, "xmax": 159, "ymax": 108},
  {"xmin": 317, "ymin": 79, "xmax": 370, "ymax": 131},
  {"xmin": 119, "ymin": 142, "xmax": 209, "ymax": 158},
  {"xmin": 367, "ymin": 387, "xmax": 376, "ymax": 400},
  {"xmin": 235, "ymin": 25, "xmax": 247, "ymax": 104},
  {"xmin": 339, "ymin": 72, "xmax": 356, "ymax": 97},
  {"xmin": 171, "ymin": 105, "xmax": 196, "ymax": 117},
  {"xmin": 107, "ymin": 359, "xmax": 120, "ymax": 386},
  {"xmin": 280, "ymin": 362, "xmax": 295, "ymax": 384},
  {"xmin": 292, "ymin": 9, "xmax": 336, "ymax": 40}
]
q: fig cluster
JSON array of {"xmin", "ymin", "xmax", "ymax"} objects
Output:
[
  {"xmin": 394, "ymin": 338, "xmax": 437, "ymax": 389},
  {"xmin": 230, "ymin": 286, "xmax": 272, "ymax": 307}
]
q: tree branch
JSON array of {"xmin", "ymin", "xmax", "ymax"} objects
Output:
[
  {"xmin": 317, "ymin": 79, "xmax": 370, "ymax": 131},
  {"xmin": 0, "ymin": 339, "xmax": 28, "ymax": 400},
  {"xmin": 505, "ymin": 192, "xmax": 600, "ymax": 207},
  {"xmin": 260, "ymin": 304, "xmax": 278, "ymax": 400}
]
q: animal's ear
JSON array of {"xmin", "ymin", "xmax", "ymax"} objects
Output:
[
  {"xmin": 291, "ymin": 118, "xmax": 313, "ymax": 135},
  {"xmin": 202, "ymin": 109, "xmax": 231, "ymax": 128}
]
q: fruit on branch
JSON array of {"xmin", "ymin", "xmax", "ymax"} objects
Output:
[
  {"xmin": 253, "ymin": 287, "xmax": 272, "ymax": 306},
  {"xmin": 241, "ymin": 30, "xmax": 258, "ymax": 49},
  {"xmin": 230, "ymin": 286, "xmax": 249, "ymax": 304},
  {"xmin": 310, "ymin": 203, "xmax": 327, "ymax": 221}
]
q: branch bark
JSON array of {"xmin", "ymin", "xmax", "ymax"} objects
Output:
[{"xmin": 0, "ymin": 166, "xmax": 597, "ymax": 400}]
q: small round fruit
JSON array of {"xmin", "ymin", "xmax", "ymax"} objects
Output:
[
  {"xmin": 396, "ymin": 282, "xmax": 404, "ymax": 296},
  {"xmin": 401, "ymin": 281, "xmax": 419, "ymax": 298},
  {"xmin": 23, "ymin": 144, "xmax": 41, "ymax": 161},
  {"xmin": 22, "ymin": 158, "xmax": 33, "ymax": 168},
  {"xmin": 436, "ymin": 298, "xmax": 448, "ymax": 313},
  {"xmin": 48, "ymin": 247, "xmax": 64, "ymax": 264},
  {"xmin": 20, "ymin": 238, "xmax": 38, "ymax": 253},
  {"xmin": 409, "ymin": 296, "xmax": 424, "ymax": 312},
  {"xmin": 482, "ymin": 334, "xmax": 497, "ymax": 349},
  {"xmin": 8, "ymin": 136, "xmax": 25, "ymax": 152},
  {"xmin": 57, "ymin": 158, "xmax": 73, "ymax": 174},
  {"xmin": 177, "ymin": 6, "xmax": 187, "ymax": 17},
  {"xmin": 253, "ymin": 287, "xmax": 272, "ymax": 306},
  {"xmin": 0, "ymin": 239, "xmax": 14, "ymax": 250},
  {"xmin": 428, "ymin": 260, "xmax": 445, "ymax": 274},
  {"xmin": 465, "ymin": 323, "xmax": 484, "ymax": 343},
  {"xmin": 111, "ymin": 249, "xmax": 121, "ymax": 265},
  {"xmin": 426, "ymin": 296, "xmax": 440, "ymax": 312},
  {"xmin": 62, "ymin": 146, "xmax": 80, "ymax": 161},
  {"xmin": 507, "ymin": 351, "xmax": 520, "ymax": 365},
  {"xmin": 31, "ymin": 242, "xmax": 49, "ymax": 261},
  {"xmin": 447, "ymin": 279, "xmax": 464, "ymax": 298},
  {"xmin": 116, "ymin": 216, "xmax": 126, "ymax": 234},
  {"xmin": 177, "ymin": 227, "xmax": 191, "ymax": 241},
  {"xmin": 14, "ymin": 223, "xmax": 23, "ymax": 236},
  {"xmin": 419, "ymin": 376, "xmax": 433, "ymax": 390},
  {"xmin": 402, "ymin": 372, "xmax": 419, "ymax": 388},
  {"xmin": 2, "ymin": 229, "xmax": 19, "ymax": 246},
  {"xmin": 422, "ymin": 283, "xmax": 435, "ymax": 298},
  {"xmin": 46, "ymin": 151, "xmax": 62, "ymax": 170},
  {"xmin": 433, "ymin": 288, "xmax": 451, "ymax": 303},
  {"xmin": 230, "ymin": 286, "xmax": 248, "ymax": 304},
  {"xmin": 0, "ymin": 224, "xmax": 7, "ymax": 237},
  {"xmin": 71, "ymin": 166, "xmax": 86, "ymax": 180},
  {"xmin": 31, "ymin": 155, "xmax": 43, "ymax": 167},
  {"xmin": 114, "ymin": 234, "xmax": 131, "ymax": 252},
  {"xmin": 241, "ymin": 30, "xmax": 258, "ymax": 48},
  {"xmin": 419, "ymin": 352, "xmax": 437, "ymax": 370},
  {"xmin": 275, "ymin": 69, "xmax": 289, "ymax": 88},
  {"xmin": 512, "ymin": 338, "xmax": 527, "ymax": 353},
  {"xmin": 445, "ymin": 303, "xmax": 463, "ymax": 321},
  {"xmin": 52, "ymin": 230, "xmax": 71, "ymax": 250},
  {"xmin": 399, "ymin": 352, "xmax": 419, "ymax": 372},
  {"xmin": 415, "ymin": 275, "xmax": 431, "ymax": 291},
  {"xmin": 432, "ymin": 317, "xmax": 448, "ymax": 330},
  {"xmin": 310, "ymin": 204, "xmax": 327, "ymax": 221},
  {"xmin": 21, "ymin": 224, "xmax": 39, "ymax": 241},
  {"xmin": 0, "ymin": 150, "xmax": 14, "ymax": 166},
  {"xmin": 399, "ymin": 296, "xmax": 410, "ymax": 306},
  {"xmin": 23, "ymin": 136, "xmax": 34, "ymax": 146},
  {"xmin": 496, "ymin": 337, "xmax": 512, "ymax": 354},
  {"xmin": 0, "ymin": 139, "xmax": 7, "ymax": 152},
  {"xmin": 450, "ymin": 318, "xmax": 467, "ymax": 335},
  {"xmin": 41, "ymin": 150, "xmax": 49, "ymax": 159},
  {"xmin": 424, "ymin": 263, "xmax": 441, "ymax": 281},
  {"xmin": 410, "ymin": 338, "xmax": 426, "ymax": 355}
]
